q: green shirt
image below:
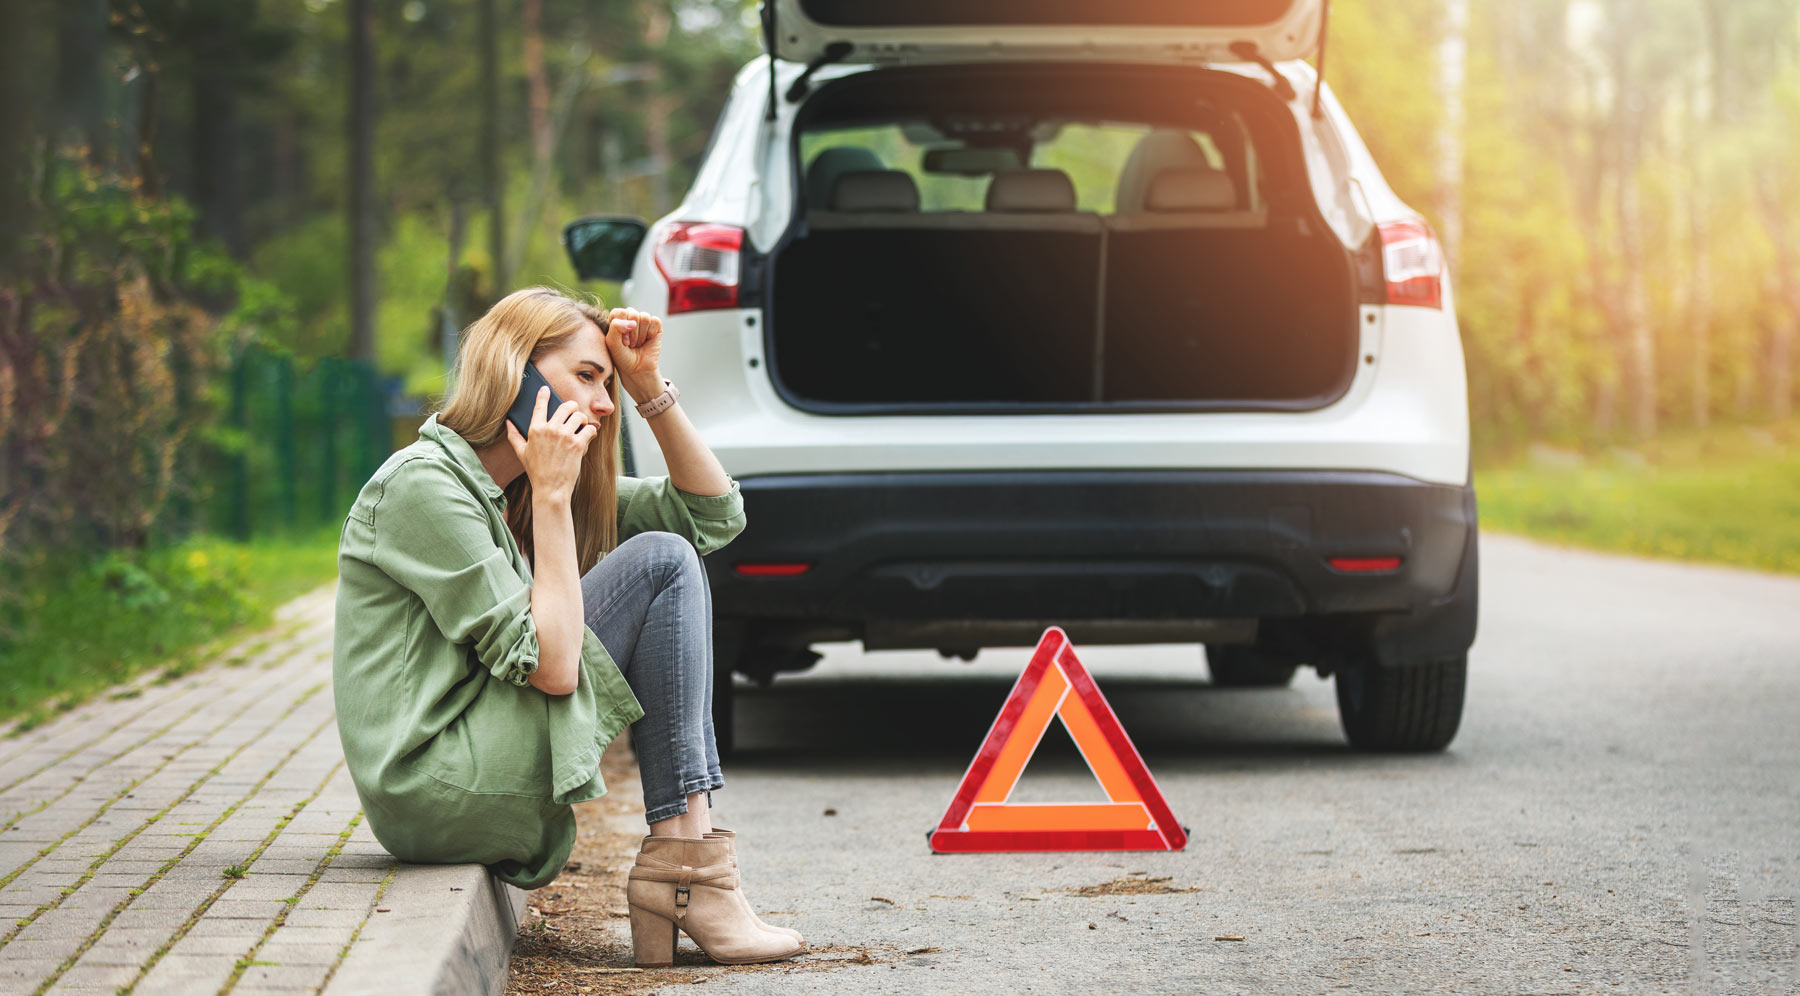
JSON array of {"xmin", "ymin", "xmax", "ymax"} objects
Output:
[{"xmin": 331, "ymin": 413, "xmax": 746, "ymax": 889}]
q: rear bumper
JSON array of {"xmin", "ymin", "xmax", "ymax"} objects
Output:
[{"xmin": 705, "ymin": 468, "xmax": 1478, "ymax": 655}]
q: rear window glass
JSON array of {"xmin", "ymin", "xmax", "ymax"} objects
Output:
[
  {"xmin": 799, "ymin": 0, "xmax": 1297, "ymax": 28},
  {"xmin": 799, "ymin": 112, "xmax": 1260, "ymax": 215}
]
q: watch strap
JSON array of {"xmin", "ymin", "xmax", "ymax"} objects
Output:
[{"xmin": 634, "ymin": 378, "xmax": 679, "ymax": 418}]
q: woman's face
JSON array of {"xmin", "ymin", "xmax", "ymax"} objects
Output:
[{"xmin": 533, "ymin": 319, "xmax": 617, "ymax": 427}]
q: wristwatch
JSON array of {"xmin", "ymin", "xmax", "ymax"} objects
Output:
[{"xmin": 634, "ymin": 378, "xmax": 680, "ymax": 419}]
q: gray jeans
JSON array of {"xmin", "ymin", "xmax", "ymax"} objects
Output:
[{"xmin": 580, "ymin": 531, "xmax": 723, "ymax": 824}]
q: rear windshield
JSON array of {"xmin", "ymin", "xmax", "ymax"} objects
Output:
[
  {"xmin": 798, "ymin": 107, "xmax": 1264, "ymax": 216},
  {"xmin": 799, "ymin": 0, "xmax": 1296, "ymax": 28}
]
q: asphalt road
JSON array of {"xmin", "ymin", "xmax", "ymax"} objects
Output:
[{"xmin": 693, "ymin": 533, "xmax": 1800, "ymax": 995}]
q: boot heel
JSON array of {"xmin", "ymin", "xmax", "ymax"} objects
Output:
[{"xmin": 629, "ymin": 906, "xmax": 677, "ymax": 967}]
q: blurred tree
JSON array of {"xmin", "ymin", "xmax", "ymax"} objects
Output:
[
  {"xmin": 109, "ymin": 0, "xmax": 295, "ymax": 256},
  {"xmin": 348, "ymin": 0, "xmax": 376, "ymax": 363}
]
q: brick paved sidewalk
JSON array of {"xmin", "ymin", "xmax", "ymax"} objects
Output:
[{"xmin": 0, "ymin": 584, "xmax": 523, "ymax": 996}]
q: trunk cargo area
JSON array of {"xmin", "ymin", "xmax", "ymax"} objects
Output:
[{"xmin": 766, "ymin": 65, "xmax": 1361, "ymax": 413}]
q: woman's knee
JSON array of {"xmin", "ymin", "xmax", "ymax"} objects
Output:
[{"xmin": 618, "ymin": 530, "xmax": 700, "ymax": 581}]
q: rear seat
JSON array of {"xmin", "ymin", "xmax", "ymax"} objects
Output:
[
  {"xmin": 779, "ymin": 167, "xmax": 1100, "ymax": 404},
  {"xmin": 1101, "ymin": 166, "xmax": 1343, "ymax": 403},
  {"xmin": 1104, "ymin": 166, "xmax": 1266, "ymax": 231}
]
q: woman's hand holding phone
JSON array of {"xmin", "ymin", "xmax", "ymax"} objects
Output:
[{"xmin": 504, "ymin": 386, "xmax": 595, "ymax": 503}]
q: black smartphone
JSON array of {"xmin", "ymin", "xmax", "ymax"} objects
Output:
[{"xmin": 506, "ymin": 362, "xmax": 567, "ymax": 439}]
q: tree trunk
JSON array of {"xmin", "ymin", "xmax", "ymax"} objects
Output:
[
  {"xmin": 1685, "ymin": 148, "xmax": 1711, "ymax": 429},
  {"xmin": 1758, "ymin": 167, "xmax": 1797, "ymax": 421},
  {"xmin": 640, "ymin": 1, "xmax": 673, "ymax": 217},
  {"xmin": 348, "ymin": 0, "xmax": 377, "ymax": 364},
  {"xmin": 1, "ymin": 0, "xmax": 50, "ymax": 266},
  {"xmin": 1605, "ymin": 0, "xmax": 1655, "ymax": 440},
  {"xmin": 480, "ymin": 0, "xmax": 507, "ymax": 294},
  {"xmin": 193, "ymin": 66, "xmax": 246, "ymax": 257},
  {"xmin": 523, "ymin": 0, "xmax": 553, "ymax": 167},
  {"xmin": 1436, "ymin": 0, "xmax": 1469, "ymax": 268},
  {"xmin": 54, "ymin": 0, "xmax": 107, "ymax": 158}
]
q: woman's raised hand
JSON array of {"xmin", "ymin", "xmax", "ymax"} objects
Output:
[{"xmin": 504, "ymin": 386, "xmax": 595, "ymax": 503}]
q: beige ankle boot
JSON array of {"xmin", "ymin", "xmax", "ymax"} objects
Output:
[
  {"xmin": 626, "ymin": 835, "xmax": 804, "ymax": 967},
  {"xmin": 703, "ymin": 827, "xmax": 803, "ymax": 943}
]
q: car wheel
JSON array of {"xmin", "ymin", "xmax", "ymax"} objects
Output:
[
  {"xmin": 1334, "ymin": 653, "xmax": 1466, "ymax": 752},
  {"xmin": 1204, "ymin": 644, "xmax": 1299, "ymax": 688}
]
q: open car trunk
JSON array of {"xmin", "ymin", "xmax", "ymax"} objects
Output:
[{"xmin": 765, "ymin": 64, "xmax": 1363, "ymax": 414}]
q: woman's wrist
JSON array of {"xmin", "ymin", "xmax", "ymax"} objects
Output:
[
  {"xmin": 532, "ymin": 488, "xmax": 575, "ymax": 510},
  {"xmin": 623, "ymin": 371, "xmax": 666, "ymax": 402}
]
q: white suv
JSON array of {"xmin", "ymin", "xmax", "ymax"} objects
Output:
[{"xmin": 564, "ymin": 0, "xmax": 1479, "ymax": 753}]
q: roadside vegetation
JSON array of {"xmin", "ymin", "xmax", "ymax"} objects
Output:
[
  {"xmin": 1476, "ymin": 419, "xmax": 1800, "ymax": 575},
  {"xmin": 0, "ymin": 529, "xmax": 340, "ymax": 732}
]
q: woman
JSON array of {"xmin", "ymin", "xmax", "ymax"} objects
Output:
[{"xmin": 331, "ymin": 287, "xmax": 803, "ymax": 967}]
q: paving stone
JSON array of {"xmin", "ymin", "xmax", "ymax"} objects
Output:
[
  {"xmin": 86, "ymin": 872, "xmax": 149, "ymax": 890},
  {"xmin": 14, "ymin": 905, "xmax": 107, "ymax": 939},
  {"xmin": 106, "ymin": 908, "xmax": 182, "ymax": 932},
  {"xmin": 255, "ymin": 940, "xmax": 346, "ymax": 966},
  {"xmin": 0, "ymin": 934, "xmax": 84, "ymax": 966},
  {"xmin": 320, "ymin": 853, "xmax": 394, "ymax": 870},
  {"xmin": 317, "ymin": 865, "xmax": 389, "ymax": 884},
  {"xmin": 279, "ymin": 908, "xmax": 365, "ymax": 929},
  {"xmin": 0, "ymin": 958, "xmax": 62, "ymax": 992},
  {"xmin": 185, "ymin": 914, "xmax": 270, "ymax": 937},
  {"xmin": 252, "ymin": 858, "xmax": 321, "ymax": 876},
  {"xmin": 265, "ymin": 924, "xmax": 355, "ymax": 949},
  {"xmin": 236, "ymin": 962, "xmax": 332, "ymax": 990},
  {"xmin": 203, "ymin": 898, "xmax": 289, "ymax": 920},
  {"xmin": 132, "ymin": 953, "xmax": 235, "ymax": 996},
  {"xmin": 230, "ymin": 874, "xmax": 311, "ymax": 900},
  {"xmin": 27, "ymin": 861, "xmax": 91, "ymax": 877},
  {"xmin": 61, "ymin": 886, "xmax": 132, "ymax": 912},
  {"xmin": 71, "ymin": 937, "xmax": 161, "ymax": 968},
  {"xmin": 296, "ymin": 883, "xmax": 377, "ymax": 910},
  {"xmin": 166, "ymin": 932, "xmax": 258, "ymax": 957},
  {"xmin": 127, "ymin": 882, "xmax": 213, "ymax": 910},
  {"xmin": 51, "ymin": 962, "xmax": 142, "ymax": 989}
]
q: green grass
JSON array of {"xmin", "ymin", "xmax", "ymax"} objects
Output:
[
  {"xmin": 1476, "ymin": 419, "xmax": 1800, "ymax": 575},
  {"xmin": 0, "ymin": 526, "xmax": 340, "ymax": 731}
]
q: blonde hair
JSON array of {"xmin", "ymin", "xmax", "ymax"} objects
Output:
[{"xmin": 438, "ymin": 286, "xmax": 619, "ymax": 574}]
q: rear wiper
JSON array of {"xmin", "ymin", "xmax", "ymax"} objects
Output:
[
  {"xmin": 786, "ymin": 41, "xmax": 854, "ymax": 102},
  {"xmin": 1228, "ymin": 41, "xmax": 1297, "ymax": 102}
]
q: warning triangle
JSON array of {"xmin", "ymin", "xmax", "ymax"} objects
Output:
[{"xmin": 929, "ymin": 627, "xmax": 1188, "ymax": 853}]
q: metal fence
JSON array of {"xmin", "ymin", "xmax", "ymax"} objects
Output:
[{"xmin": 208, "ymin": 344, "xmax": 394, "ymax": 541}]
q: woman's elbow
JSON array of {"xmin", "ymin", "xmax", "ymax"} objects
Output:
[{"xmin": 527, "ymin": 668, "xmax": 579, "ymax": 696}]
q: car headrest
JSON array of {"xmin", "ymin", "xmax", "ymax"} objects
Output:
[
  {"xmin": 1115, "ymin": 130, "xmax": 1211, "ymax": 213},
  {"xmin": 806, "ymin": 147, "xmax": 885, "ymax": 208},
  {"xmin": 985, "ymin": 169, "xmax": 1077, "ymax": 212},
  {"xmin": 1146, "ymin": 168, "xmax": 1238, "ymax": 212},
  {"xmin": 830, "ymin": 170, "xmax": 921, "ymax": 212}
]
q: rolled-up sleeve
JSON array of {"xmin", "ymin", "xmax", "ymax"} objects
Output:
[
  {"xmin": 369, "ymin": 461, "xmax": 540, "ymax": 685},
  {"xmin": 617, "ymin": 475, "xmax": 747, "ymax": 556}
]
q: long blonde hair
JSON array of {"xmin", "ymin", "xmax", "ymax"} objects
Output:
[{"xmin": 438, "ymin": 286, "xmax": 620, "ymax": 574}]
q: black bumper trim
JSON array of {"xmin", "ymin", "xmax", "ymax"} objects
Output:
[{"xmin": 704, "ymin": 469, "xmax": 1476, "ymax": 646}]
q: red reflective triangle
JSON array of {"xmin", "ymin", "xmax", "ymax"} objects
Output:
[{"xmin": 929, "ymin": 627, "xmax": 1188, "ymax": 853}]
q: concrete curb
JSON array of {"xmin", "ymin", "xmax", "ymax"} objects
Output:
[{"xmin": 324, "ymin": 862, "xmax": 527, "ymax": 996}]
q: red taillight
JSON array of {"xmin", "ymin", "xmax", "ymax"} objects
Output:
[
  {"xmin": 1328, "ymin": 556, "xmax": 1403, "ymax": 573},
  {"xmin": 653, "ymin": 221, "xmax": 742, "ymax": 315},
  {"xmin": 1378, "ymin": 221, "xmax": 1443, "ymax": 309},
  {"xmin": 733, "ymin": 562, "xmax": 812, "ymax": 577}
]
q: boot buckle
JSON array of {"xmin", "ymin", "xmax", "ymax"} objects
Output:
[{"xmin": 675, "ymin": 886, "xmax": 689, "ymax": 908}]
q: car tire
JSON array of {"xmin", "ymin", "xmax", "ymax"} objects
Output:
[
  {"xmin": 1334, "ymin": 653, "xmax": 1466, "ymax": 752},
  {"xmin": 1204, "ymin": 644, "xmax": 1299, "ymax": 688}
]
